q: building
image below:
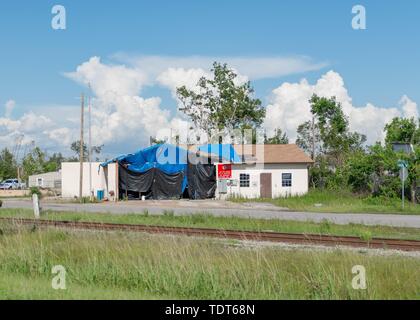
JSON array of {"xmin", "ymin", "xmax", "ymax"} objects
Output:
[
  {"xmin": 215, "ymin": 144, "xmax": 314, "ymax": 199},
  {"xmin": 29, "ymin": 171, "xmax": 61, "ymax": 191},
  {"xmin": 61, "ymin": 162, "xmax": 118, "ymax": 199},
  {"xmin": 60, "ymin": 144, "xmax": 313, "ymax": 200}
]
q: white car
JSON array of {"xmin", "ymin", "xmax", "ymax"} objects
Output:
[{"xmin": 0, "ymin": 179, "xmax": 25, "ymax": 190}]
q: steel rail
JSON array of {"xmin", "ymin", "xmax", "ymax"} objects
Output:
[{"xmin": 1, "ymin": 217, "xmax": 420, "ymax": 251}]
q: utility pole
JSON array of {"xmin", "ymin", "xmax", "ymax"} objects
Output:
[
  {"xmin": 79, "ymin": 93, "xmax": 85, "ymax": 201},
  {"xmin": 88, "ymin": 84, "xmax": 93, "ymax": 201},
  {"xmin": 311, "ymin": 116, "xmax": 315, "ymax": 160}
]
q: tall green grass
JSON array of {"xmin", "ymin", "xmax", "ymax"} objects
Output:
[
  {"xmin": 230, "ymin": 189, "xmax": 420, "ymax": 214},
  {"xmin": 0, "ymin": 223, "xmax": 418, "ymax": 300},
  {"xmin": 1, "ymin": 208, "xmax": 420, "ymax": 240},
  {"xmin": 0, "ymin": 209, "xmax": 420, "ymax": 240}
]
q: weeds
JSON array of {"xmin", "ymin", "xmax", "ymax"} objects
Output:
[{"xmin": 0, "ymin": 225, "xmax": 418, "ymax": 299}]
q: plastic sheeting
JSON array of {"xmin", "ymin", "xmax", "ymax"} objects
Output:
[
  {"xmin": 187, "ymin": 164, "xmax": 216, "ymax": 199},
  {"xmin": 197, "ymin": 144, "xmax": 241, "ymax": 163},
  {"xmin": 101, "ymin": 143, "xmax": 239, "ymax": 200},
  {"xmin": 119, "ymin": 165, "xmax": 185, "ymax": 200}
]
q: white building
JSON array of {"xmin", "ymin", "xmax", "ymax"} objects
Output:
[
  {"xmin": 61, "ymin": 144, "xmax": 313, "ymax": 200},
  {"xmin": 29, "ymin": 171, "xmax": 61, "ymax": 191},
  {"xmin": 61, "ymin": 162, "xmax": 118, "ymax": 200},
  {"xmin": 216, "ymin": 144, "xmax": 314, "ymax": 199}
]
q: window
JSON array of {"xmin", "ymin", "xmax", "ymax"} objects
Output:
[
  {"xmin": 37, "ymin": 178, "xmax": 43, "ymax": 187},
  {"xmin": 282, "ymin": 173, "xmax": 292, "ymax": 187},
  {"xmin": 240, "ymin": 174, "xmax": 250, "ymax": 187}
]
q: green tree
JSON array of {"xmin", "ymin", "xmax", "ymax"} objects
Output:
[
  {"xmin": 310, "ymin": 95, "xmax": 366, "ymax": 166},
  {"xmin": 22, "ymin": 147, "xmax": 46, "ymax": 180},
  {"xmin": 296, "ymin": 119, "xmax": 322, "ymax": 159},
  {"xmin": 176, "ymin": 62, "xmax": 265, "ymax": 139},
  {"xmin": 384, "ymin": 117, "xmax": 419, "ymax": 145},
  {"xmin": 384, "ymin": 117, "xmax": 419, "ymax": 203},
  {"xmin": 70, "ymin": 141, "xmax": 104, "ymax": 162},
  {"xmin": 44, "ymin": 153, "xmax": 65, "ymax": 172},
  {"xmin": 0, "ymin": 148, "xmax": 17, "ymax": 180},
  {"xmin": 265, "ymin": 128, "xmax": 289, "ymax": 144}
]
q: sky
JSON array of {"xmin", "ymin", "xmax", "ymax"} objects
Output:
[{"xmin": 0, "ymin": 0, "xmax": 419, "ymax": 158}]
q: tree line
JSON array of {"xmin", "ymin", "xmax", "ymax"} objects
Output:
[{"xmin": 0, "ymin": 141, "xmax": 103, "ymax": 182}]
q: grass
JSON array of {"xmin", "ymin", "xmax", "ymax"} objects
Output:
[
  {"xmin": 0, "ymin": 223, "xmax": 418, "ymax": 300},
  {"xmin": 230, "ymin": 189, "xmax": 420, "ymax": 214},
  {"xmin": 1, "ymin": 208, "xmax": 420, "ymax": 241},
  {"xmin": 0, "ymin": 271, "xmax": 164, "ymax": 300}
]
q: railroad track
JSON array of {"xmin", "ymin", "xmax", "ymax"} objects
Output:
[{"xmin": 1, "ymin": 217, "xmax": 420, "ymax": 252}]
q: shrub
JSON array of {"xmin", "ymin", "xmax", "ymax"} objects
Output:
[{"xmin": 29, "ymin": 187, "xmax": 41, "ymax": 198}]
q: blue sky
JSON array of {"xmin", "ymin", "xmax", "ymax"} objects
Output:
[{"xmin": 0, "ymin": 1, "xmax": 419, "ymax": 156}]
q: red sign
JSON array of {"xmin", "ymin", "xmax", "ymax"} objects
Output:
[{"xmin": 218, "ymin": 164, "xmax": 232, "ymax": 179}]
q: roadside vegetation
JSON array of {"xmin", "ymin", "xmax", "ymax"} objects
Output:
[
  {"xmin": 0, "ymin": 223, "xmax": 418, "ymax": 300},
  {"xmin": 230, "ymin": 189, "xmax": 420, "ymax": 214},
  {"xmin": 1, "ymin": 208, "xmax": 420, "ymax": 241}
]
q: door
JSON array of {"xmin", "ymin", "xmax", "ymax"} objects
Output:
[{"xmin": 260, "ymin": 173, "xmax": 272, "ymax": 198}]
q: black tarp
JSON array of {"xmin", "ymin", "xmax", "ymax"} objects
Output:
[
  {"xmin": 118, "ymin": 165, "xmax": 184, "ymax": 200},
  {"xmin": 118, "ymin": 163, "xmax": 217, "ymax": 200},
  {"xmin": 187, "ymin": 164, "xmax": 216, "ymax": 199}
]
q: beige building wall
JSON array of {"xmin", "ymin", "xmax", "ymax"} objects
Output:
[
  {"xmin": 61, "ymin": 162, "xmax": 118, "ymax": 199},
  {"xmin": 218, "ymin": 163, "xmax": 309, "ymax": 199}
]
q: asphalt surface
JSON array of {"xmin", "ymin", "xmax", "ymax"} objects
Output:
[{"xmin": 2, "ymin": 198, "xmax": 420, "ymax": 228}]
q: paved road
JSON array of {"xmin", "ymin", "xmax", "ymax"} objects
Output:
[{"xmin": 2, "ymin": 198, "xmax": 420, "ymax": 228}]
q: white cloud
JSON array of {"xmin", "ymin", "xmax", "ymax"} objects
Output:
[
  {"xmin": 264, "ymin": 70, "xmax": 419, "ymax": 144},
  {"xmin": 115, "ymin": 54, "xmax": 328, "ymax": 80},
  {"xmin": 400, "ymin": 95, "xmax": 419, "ymax": 119},
  {"xmin": 64, "ymin": 57, "xmax": 173, "ymax": 148},
  {"xmin": 4, "ymin": 100, "xmax": 16, "ymax": 118},
  {"xmin": 157, "ymin": 67, "xmax": 209, "ymax": 97},
  {"xmin": 65, "ymin": 56, "xmax": 148, "ymax": 96},
  {"xmin": 2, "ymin": 57, "xmax": 417, "ymax": 157}
]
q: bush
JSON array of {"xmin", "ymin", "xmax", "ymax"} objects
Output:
[{"xmin": 29, "ymin": 187, "xmax": 41, "ymax": 198}]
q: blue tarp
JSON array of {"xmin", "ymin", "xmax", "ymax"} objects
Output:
[
  {"xmin": 197, "ymin": 144, "xmax": 241, "ymax": 163},
  {"xmin": 100, "ymin": 143, "xmax": 240, "ymax": 193}
]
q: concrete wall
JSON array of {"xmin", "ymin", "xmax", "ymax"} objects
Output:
[
  {"xmin": 61, "ymin": 162, "xmax": 118, "ymax": 199},
  {"xmin": 218, "ymin": 163, "xmax": 309, "ymax": 199},
  {"xmin": 29, "ymin": 171, "xmax": 61, "ymax": 189}
]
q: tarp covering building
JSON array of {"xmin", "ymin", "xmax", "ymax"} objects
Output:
[{"xmin": 101, "ymin": 144, "xmax": 239, "ymax": 200}]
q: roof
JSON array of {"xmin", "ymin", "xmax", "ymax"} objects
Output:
[{"xmin": 232, "ymin": 144, "xmax": 314, "ymax": 164}]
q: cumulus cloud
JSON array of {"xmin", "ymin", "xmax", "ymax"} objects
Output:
[
  {"xmin": 65, "ymin": 56, "xmax": 148, "ymax": 96},
  {"xmin": 0, "ymin": 108, "xmax": 56, "ymax": 150},
  {"xmin": 264, "ymin": 71, "xmax": 419, "ymax": 144},
  {"xmin": 64, "ymin": 57, "xmax": 174, "ymax": 149},
  {"xmin": 4, "ymin": 100, "xmax": 16, "ymax": 118},
  {"xmin": 400, "ymin": 95, "xmax": 419, "ymax": 119},
  {"xmin": 2, "ymin": 57, "xmax": 417, "ymax": 157}
]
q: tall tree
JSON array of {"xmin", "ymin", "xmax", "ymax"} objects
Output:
[
  {"xmin": 176, "ymin": 62, "xmax": 265, "ymax": 140},
  {"xmin": 44, "ymin": 153, "xmax": 65, "ymax": 172},
  {"xmin": 265, "ymin": 128, "xmax": 289, "ymax": 144},
  {"xmin": 296, "ymin": 119, "xmax": 322, "ymax": 159},
  {"xmin": 22, "ymin": 147, "xmax": 46, "ymax": 180},
  {"xmin": 70, "ymin": 141, "xmax": 104, "ymax": 162},
  {"xmin": 384, "ymin": 117, "xmax": 419, "ymax": 146},
  {"xmin": 384, "ymin": 117, "xmax": 419, "ymax": 203},
  {"xmin": 309, "ymin": 94, "xmax": 366, "ymax": 166},
  {"xmin": 0, "ymin": 148, "xmax": 17, "ymax": 180}
]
